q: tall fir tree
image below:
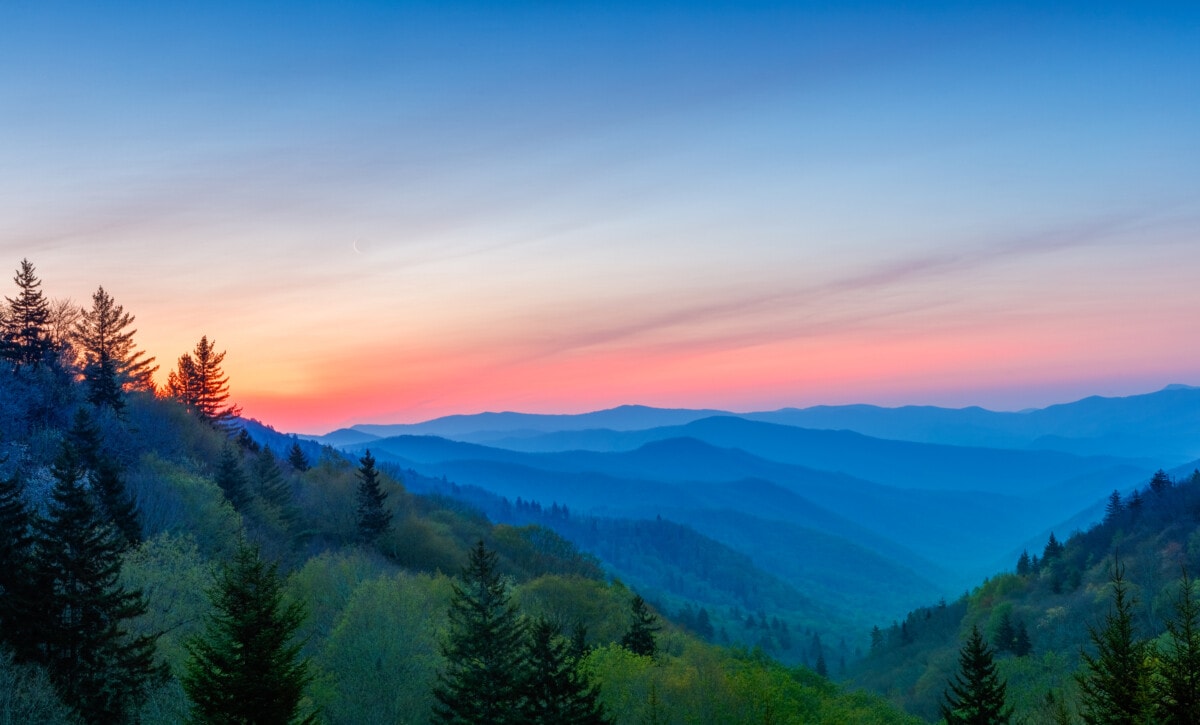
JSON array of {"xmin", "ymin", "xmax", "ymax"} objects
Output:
[
  {"xmin": 522, "ymin": 617, "xmax": 610, "ymax": 724},
  {"xmin": 67, "ymin": 407, "xmax": 140, "ymax": 548},
  {"xmin": 620, "ymin": 595, "xmax": 661, "ymax": 658},
  {"xmin": 167, "ymin": 336, "xmax": 241, "ymax": 430},
  {"xmin": 0, "ymin": 469, "xmax": 41, "ymax": 663},
  {"xmin": 33, "ymin": 440, "xmax": 162, "ymax": 722},
  {"xmin": 1076, "ymin": 560, "xmax": 1154, "ymax": 725},
  {"xmin": 183, "ymin": 543, "xmax": 315, "ymax": 725},
  {"xmin": 3, "ymin": 259, "xmax": 52, "ymax": 366},
  {"xmin": 1155, "ymin": 568, "xmax": 1200, "ymax": 723},
  {"xmin": 940, "ymin": 625, "xmax": 1012, "ymax": 725},
  {"xmin": 286, "ymin": 442, "xmax": 309, "ymax": 472},
  {"xmin": 433, "ymin": 539, "xmax": 528, "ymax": 725},
  {"xmin": 73, "ymin": 286, "xmax": 157, "ymax": 410},
  {"xmin": 355, "ymin": 450, "xmax": 392, "ymax": 543},
  {"xmin": 213, "ymin": 445, "xmax": 251, "ymax": 510}
]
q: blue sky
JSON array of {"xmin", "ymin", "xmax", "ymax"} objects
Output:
[{"xmin": 2, "ymin": 1, "xmax": 1198, "ymax": 431}]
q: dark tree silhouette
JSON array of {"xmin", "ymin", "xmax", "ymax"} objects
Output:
[
  {"xmin": 522, "ymin": 617, "xmax": 610, "ymax": 724},
  {"xmin": 940, "ymin": 624, "xmax": 1011, "ymax": 724},
  {"xmin": 355, "ymin": 450, "xmax": 392, "ymax": 543},
  {"xmin": 167, "ymin": 335, "xmax": 241, "ymax": 430},
  {"xmin": 213, "ymin": 445, "xmax": 251, "ymax": 510},
  {"xmin": 1156, "ymin": 568, "xmax": 1200, "ymax": 723},
  {"xmin": 183, "ymin": 543, "xmax": 315, "ymax": 725},
  {"xmin": 3, "ymin": 259, "xmax": 51, "ymax": 366},
  {"xmin": 620, "ymin": 595, "xmax": 660, "ymax": 658},
  {"xmin": 74, "ymin": 286, "xmax": 157, "ymax": 409},
  {"xmin": 33, "ymin": 440, "xmax": 162, "ymax": 721},
  {"xmin": 0, "ymin": 469, "xmax": 40, "ymax": 663},
  {"xmin": 286, "ymin": 442, "xmax": 309, "ymax": 472},
  {"xmin": 433, "ymin": 540, "xmax": 528, "ymax": 724},
  {"xmin": 1076, "ymin": 560, "xmax": 1153, "ymax": 724}
]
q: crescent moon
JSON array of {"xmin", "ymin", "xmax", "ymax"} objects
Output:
[{"xmin": 352, "ymin": 240, "xmax": 363, "ymax": 254}]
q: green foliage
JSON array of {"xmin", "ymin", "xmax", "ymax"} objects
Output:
[
  {"xmin": 119, "ymin": 534, "xmax": 213, "ymax": 675},
  {"xmin": 129, "ymin": 454, "xmax": 243, "ymax": 560},
  {"xmin": 1076, "ymin": 561, "xmax": 1154, "ymax": 724},
  {"xmin": 433, "ymin": 540, "xmax": 529, "ymax": 724},
  {"xmin": 183, "ymin": 543, "xmax": 316, "ymax": 725},
  {"xmin": 940, "ymin": 625, "xmax": 1012, "ymax": 724},
  {"xmin": 315, "ymin": 572, "xmax": 451, "ymax": 724},
  {"xmin": 523, "ymin": 617, "xmax": 610, "ymax": 724},
  {"xmin": 0, "ymin": 648, "xmax": 76, "ymax": 724},
  {"xmin": 621, "ymin": 595, "xmax": 661, "ymax": 658},
  {"xmin": 1153, "ymin": 568, "xmax": 1200, "ymax": 723}
]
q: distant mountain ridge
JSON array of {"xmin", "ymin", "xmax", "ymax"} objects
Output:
[{"xmin": 307, "ymin": 385, "xmax": 1200, "ymax": 462}]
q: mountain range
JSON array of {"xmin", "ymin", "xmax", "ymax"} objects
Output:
[{"xmin": 286, "ymin": 385, "xmax": 1200, "ymax": 650}]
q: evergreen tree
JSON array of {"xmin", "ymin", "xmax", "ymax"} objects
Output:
[
  {"xmin": 433, "ymin": 539, "xmax": 528, "ymax": 724},
  {"xmin": 167, "ymin": 336, "xmax": 241, "ymax": 430},
  {"xmin": 74, "ymin": 286, "xmax": 157, "ymax": 409},
  {"xmin": 254, "ymin": 447, "xmax": 292, "ymax": 509},
  {"xmin": 1016, "ymin": 550, "xmax": 1031, "ymax": 576},
  {"xmin": 1076, "ymin": 561, "xmax": 1154, "ymax": 724},
  {"xmin": 1013, "ymin": 620, "xmax": 1032, "ymax": 658},
  {"xmin": 68, "ymin": 408, "xmax": 140, "ymax": 547},
  {"xmin": 1042, "ymin": 532, "xmax": 1063, "ymax": 561},
  {"xmin": 355, "ymin": 450, "xmax": 392, "ymax": 543},
  {"xmin": 620, "ymin": 595, "xmax": 660, "ymax": 658},
  {"xmin": 0, "ymin": 470, "xmax": 40, "ymax": 663},
  {"xmin": 2, "ymin": 259, "xmax": 51, "ymax": 366},
  {"xmin": 1104, "ymin": 491, "xmax": 1123, "ymax": 524},
  {"xmin": 286, "ymin": 443, "xmax": 309, "ymax": 472},
  {"xmin": 815, "ymin": 650, "xmax": 828, "ymax": 678},
  {"xmin": 994, "ymin": 612, "xmax": 1015, "ymax": 653},
  {"xmin": 1156, "ymin": 568, "xmax": 1200, "ymax": 723},
  {"xmin": 522, "ymin": 617, "xmax": 610, "ymax": 724},
  {"xmin": 1150, "ymin": 469, "xmax": 1172, "ymax": 495},
  {"xmin": 183, "ymin": 543, "xmax": 316, "ymax": 725},
  {"xmin": 214, "ymin": 445, "xmax": 251, "ymax": 510},
  {"xmin": 940, "ymin": 625, "xmax": 1012, "ymax": 725},
  {"xmin": 34, "ymin": 440, "xmax": 162, "ymax": 722}
]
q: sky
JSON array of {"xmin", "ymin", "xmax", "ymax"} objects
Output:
[{"xmin": 2, "ymin": 1, "xmax": 1198, "ymax": 433}]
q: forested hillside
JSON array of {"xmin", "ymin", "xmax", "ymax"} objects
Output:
[
  {"xmin": 852, "ymin": 466, "xmax": 1200, "ymax": 722},
  {"xmin": 0, "ymin": 260, "xmax": 919, "ymax": 723}
]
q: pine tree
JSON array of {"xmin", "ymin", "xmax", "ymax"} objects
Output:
[
  {"xmin": 183, "ymin": 543, "xmax": 315, "ymax": 725},
  {"xmin": 433, "ymin": 539, "xmax": 528, "ymax": 724},
  {"xmin": 68, "ymin": 407, "xmax": 140, "ymax": 547},
  {"xmin": 940, "ymin": 625, "xmax": 1012, "ymax": 724},
  {"xmin": 355, "ymin": 450, "xmax": 392, "ymax": 543},
  {"xmin": 74, "ymin": 286, "xmax": 157, "ymax": 409},
  {"xmin": 1016, "ymin": 550, "xmax": 1031, "ymax": 576},
  {"xmin": 213, "ymin": 445, "xmax": 251, "ymax": 510},
  {"xmin": 1104, "ymin": 491, "xmax": 1123, "ymax": 524},
  {"xmin": 1076, "ymin": 560, "xmax": 1154, "ymax": 724},
  {"xmin": 1042, "ymin": 532, "xmax": 1063, "ymax": 561},
  {"xmin": 994, "ymin": 612, "xmax": 1015, "ymax": 654},
  {"xmin": 34, "ymin": 440, "xmax": 162, "ymax": 721},
  {"xmin": 620, "ymin": 595, "xmax": 660, "ymax": 658},
  {"xmin": 167, "ymin": 336, "xmax": 240, "ymax": 430},
  {"xmin": 286, "ymin": 442, "xmax": 309, "ymax": 472},
  {"xmin": 0, "ymin": 470, "xmax": 41, "ymax": 663},
  {"xmin": 1155, "ymin": 568, "xmax": 1200, "ymax": 723},
  {"xmin": 1013, "ymin": 620, "xmax": 1032, "ymax": 658},
  {"xmin": 2, "ymin": 259, "xmax": 52, "ymax": 366},
  {"xmin": 1150, "ymin": 469, "xmax": 1172, "ymax": 495},
  {"xmin": 522, "ymin": 617, "xmax": 610, "ymax": 724}
]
